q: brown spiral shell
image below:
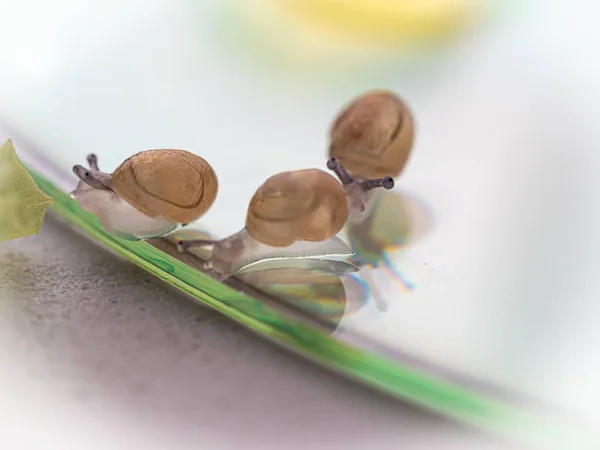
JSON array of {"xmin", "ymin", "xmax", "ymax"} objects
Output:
[
  {"xmin": 111, "ymin": 149, "xmax": 218, "ymax": 224},
  {"xmin": 329, "ymin": 90, "xmax": 415, "ymax": 179},
  {"xmin": 246, "ymin": 169, "xmax": 349, "ymax": 247}
]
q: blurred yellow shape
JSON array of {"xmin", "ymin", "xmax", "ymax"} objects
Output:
[
  {"xmin": 281, "ymin": 0, "xmax": 480, "ymax": 44},
  {"xmin": 0, "ymin": 140, "xmax": 53, "ymax": 242},
  {"xmin": 231, "ymin": 0, "xmax": 483, "ymax": 72}
]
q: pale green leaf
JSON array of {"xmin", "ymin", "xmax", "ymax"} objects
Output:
[{"xmin": 0, "ymin": 139, "xmax": 53, "ymax": 242}]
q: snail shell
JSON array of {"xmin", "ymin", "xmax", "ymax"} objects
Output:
[
  {"xmin": 246, "ymin": 169, "xmax": 349, "ymax": 247},
  {"xmin": 111, "ymin": 149, "xmax": 218, "ymax": 224},
  {"xmin": 329, "ymin": 90, "xmax": 414, "ymax": 179}
]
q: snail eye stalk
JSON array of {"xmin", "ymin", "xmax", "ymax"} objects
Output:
[
  {"xmin": 326, "ymin": 158, "xmax": 353, "ymax": 185},
  {"xmin": 87, "ymin": 153, "xmax": 99, "ymax": 171},
  {"xmin": 361, "ymin": 177, "xmax": 394, "ymax": 192},
  {"xmin": 327, "ymin": 158, "xmax": 395, "ymax": 218}
]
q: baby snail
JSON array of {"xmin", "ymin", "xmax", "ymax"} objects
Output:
[
  {"xmin": 326, "ymin": 90, "xmax": 415, "ymax": 219},
  {"xmin": 70, "ymin": 150, "xmax": 218, "ymax": 240},
  {"xmin": 176, "ymin": 168, "xmax": 352, "ymax": 279}
]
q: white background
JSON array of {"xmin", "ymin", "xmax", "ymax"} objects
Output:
[{"xmin": 1, "ymin": 0, "xmax": 599, "ymax": 446}]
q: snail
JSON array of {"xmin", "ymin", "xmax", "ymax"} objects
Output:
[
  {"xmin": 176, "ymin": 168, "xmax": 353, "ymax": 279},
  {"xmin": 70, "ymin": 150, "xmax": 218, "ymax": 240},
  {"xmin": 326, "ymin": 90, "xmax": 415, "ymax": 219}
]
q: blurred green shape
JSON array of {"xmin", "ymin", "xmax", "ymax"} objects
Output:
[{"xmin": 0, "ymin": 140, "xmax": 53, "ymax": 242}]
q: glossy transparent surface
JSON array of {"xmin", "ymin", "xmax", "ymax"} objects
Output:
[{"xmin": 2, "ymin": 1, "xmax": 600, "ymax": 447}]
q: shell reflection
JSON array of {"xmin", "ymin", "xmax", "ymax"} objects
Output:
[
  {"xmin": 237, "ymin": 259, "xmax": 368, "ymax": 330},
  {"xmin": 167, "ymin": 228, "xmax": 368, "ymax": 329}
]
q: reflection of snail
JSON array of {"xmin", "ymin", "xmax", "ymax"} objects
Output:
[
  {"xmin": 176, "ymin": 169, "xmax": 352, "ymax": 279},
  {"xmin": 347, "ymin": 192, "xmax": 410, "ymax": 265},
  {"xmin": 71, "ymin": 151, "xmax": 218, "ymax": 240},
  {"xmin": 327, "ymin": 90, "xmax": 415, "ymax": 220},
  {"xmin": 237, "ymin": 259, "xmax": 369, "ymax": 332}
]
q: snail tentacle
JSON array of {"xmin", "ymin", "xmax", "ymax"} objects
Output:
[
  {"xmin": 327, "ymin": 158, "xmax": 394, "ymax": 216},
  {"xmin": 86, "ymin": 153, "xmax": 99, "ymax": 171},
  {"xmin": 327, "ymin": 157, "xmax": 354, "ymax": 185},
  {"xmin": 360, "ymin": 177, "xmax": 394, "ymax": 192}
]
